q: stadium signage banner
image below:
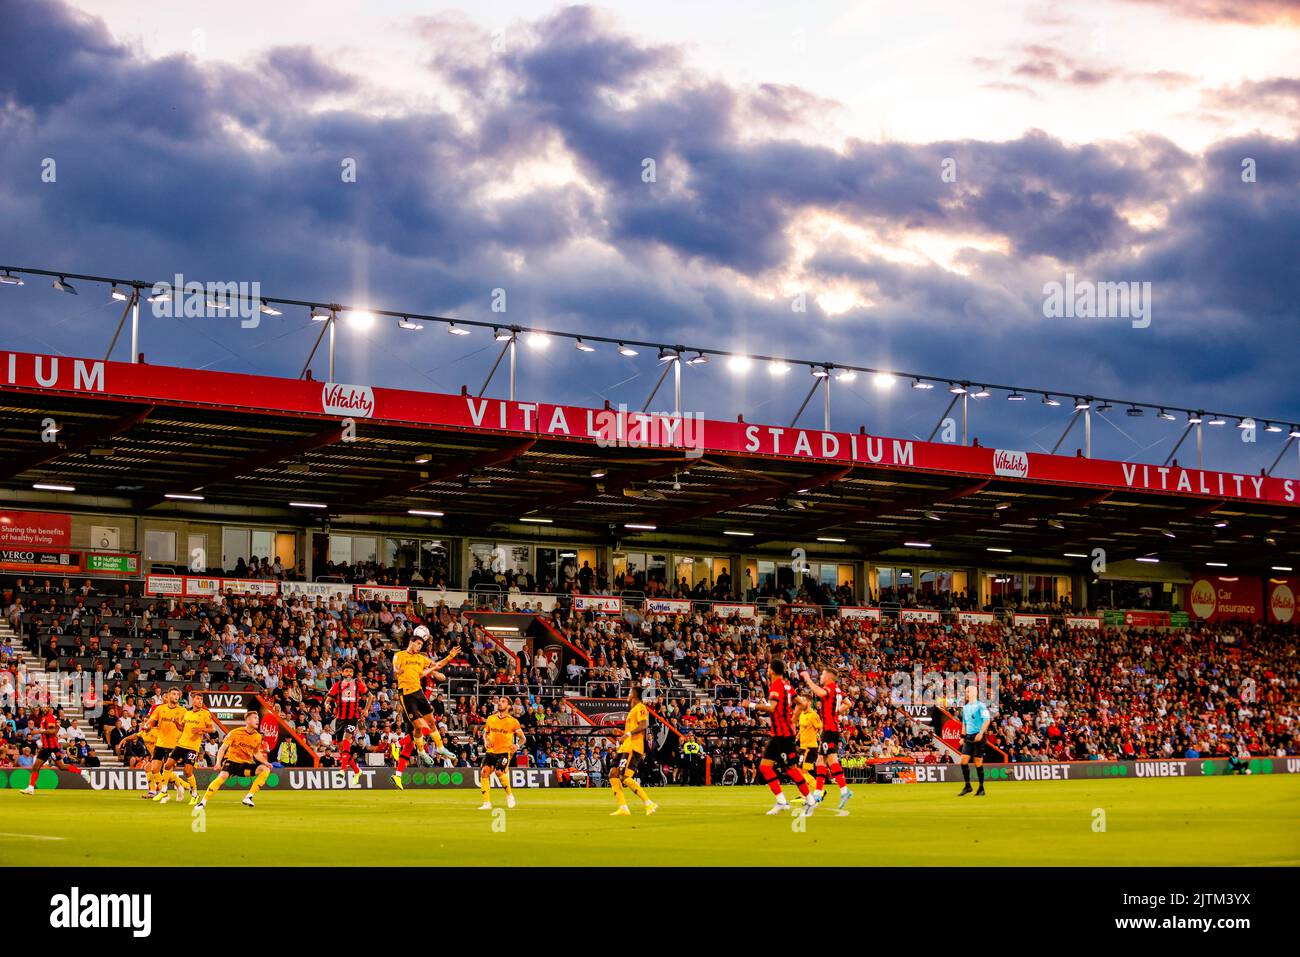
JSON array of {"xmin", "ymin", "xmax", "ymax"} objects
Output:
[
  {"xmin": 904, "ymin": 756, "xmax": 1300, "ymax": 784},
  {"xmin": 1103, "ymin": 609, "xmax": 1170, "ymax": 627},
  {"xmin": 0, "ymin": 548, "xmax": 80, "ymax": 573},
  {"xmin": 1064, "ymin": 615, "xmax": 1102, "ymax": 629},
  {"xmin": 956, "ymin": 612, "xmax": 995, "ymax": 624},
  {"xmin": 6, "ymin": 351, "xmax": 1299, "ymax": 508},
  {"xmin": 573, "ymin": 594, "xmax": 622, "ymax": 614},
  {"xmin": 1012, "ymin": 613, "xmax": 1051, "ymax": 627},
  {"xmin": 219, "ymin": 578, "xmax": 279, "ymax": 595},
  {"xmin": 1267, "ymin": 577, "xmax": 1296, "ymax": 624},
  {"xmin": 713, "ymin": 602, "xmax": 757, "ymax": 618},
  {"xmin": 321, "ymin": 382, "xmax": 375, "ymax": 418},
  {"xmin": 840, "ymin": 606, "xmax": 882, "ymax": 620},
  {"xmin": 0, "ymin": 510, "xmax": 71, "ymax": 548},
  {"xmin": 900, "ymin": 608, "xmax": 941, "ymax": 622},
  {"xmin": 1185, "ymin": 575, "xmax": 1264, "ymax": 623},
  {"xmin": 355, "ymin": 584, "xmax": 408, "ymax": 603},
  {"xmin": 84, "ymin": 551, "xmax": 140, "ymax": 575},
  {"xmin": 16, "ymin": 766, "xmax": 561, "ymax": 791},
  {"xmin": 646, "ymin": 598, "xmax": 692, "ymax": 614},
  {"xmin": 283, "ymin": 581, "xmax": 346, "ymax": 599}
]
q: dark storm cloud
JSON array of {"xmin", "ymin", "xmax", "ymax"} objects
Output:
[{"xmin": 0, "ymin": 0, "xmax": 1297, "ymax": 464}]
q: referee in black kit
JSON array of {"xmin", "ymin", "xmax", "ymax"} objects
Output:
[{"xmin": 958, "ymin": 684, "xmax": 991, "ymax": 797}]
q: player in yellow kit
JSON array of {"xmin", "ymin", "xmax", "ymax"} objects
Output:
[
  {"xmin": 196, "ymin": 710, "xmax": 272, "ymax": 809},
  {"xmin": 794, "ymin": 694, "xmax": 823, "ymax": 795},
  {"xmin": 478, "ymin": 696, "xmax": 525, "ymax": 810},
  {"xmin": 174, "ymin": 691, "xmax": 216, "ymax": 806},
  {"xmin": 115, "ymin": 723, "xmax": 162, "ymax": 798},
  {"xmin": 391, "ymin": 626, "xmax": 457, "ymax": 789},
  {"xmin": 145, "ymin": 688, "xmax": 190, "ymax": 803},
  {"xmin": 610, "ymin": 685, "xmax": 658, "ymax": 816}
]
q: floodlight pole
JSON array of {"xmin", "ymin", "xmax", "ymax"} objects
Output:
[
  {"xmin": 1084, "ymin": 408, "xmax": 1092, "ymax": 458},
  {"xmin": 1266, "ymin": 435, "xmax": 1297, "ymax": 476},
  {"xmin": 478, "ymin": 334, "xmax": 514, "ymax": 398},
  {"xmin": 104, "ymin": 289, "xmax": 140, "ymax": 362},
  {"xmin": 299, "ymin": 316, "xmax": 332, "ymax": 379},
  {"xmin": 824, "ymin": 375, "xmax": 831, "ymax": 431},
  {"xmin": 789, "ymin": 377, "xmax": 822, "ymax": 428},
  {"xmin": 328, "ymin": 316, "xmax": 336, "ymax": 382},
  {"xmin": 928, "ymin": 394, "xmax": 960, "ymax": 442},
  {"xmin": 1196, "ymin": 422, "xmax": 1203, "ymax": 467},
  {"xmin": 643, "ymin": 357, "xmax": 676, "ymax": 413},
  {"xmin": 1051, "ymin": 409, "xmax": 1082, "ymax": 454},
  {"xmin": 1163, "ymin": 423, "xmax": 1193, "ymax": 466},
  {"xmin": 962, "ymin": 393, "xmax": 968, "ymax": 446},
  {"xmin": 674, "ymin": 356, "xmax": 681, "ymax": 416},
  {"xmin": 130, "ymin": 292, "xmax": 140, "ymax": 363}
]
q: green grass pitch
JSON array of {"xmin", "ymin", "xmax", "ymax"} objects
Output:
[{"xmin": 1, "ymin": 776, "xmax": 1297, "ymax": 866}]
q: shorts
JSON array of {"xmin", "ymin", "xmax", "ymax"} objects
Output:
[
  {"xmin": 800, "ymin": 747, "xmax": 819, "ymax": 767},
  {"xmin": 400, "ymin": 691, "xmax": 433, "ymax": 721},
  {"xmin": 169, "ymin": 746, "xmax": 199, "ymax": 766},
  {"xmin": 36, "ymin": 746, "xmax": 61, "ymax": 763},
  {"xmin": 762, "ymin": 736, "xmax": 798, "ymax": 767},
  {"xmin": 333, "ymin": 716, "xmax": 358, "ymax": 735},
  {"xmin": 481, "ymin": 752, "xmax": 511, "ymax": 772},
  {"xmin": 615, "ymin": 750, "xmax": 643, "ymax": 775},
  {"xmin": 222, "ymin": 760, "xmax": 258, "ymax": 777},
  {"xmin": 151, "ymin": 746, "xmax": 172, "ymax": 763},
  {"xmin": 819, "ymin": 730, "xmax": 841, "ymax": 753},
  {"xmin": 961, "ymin": 734, "xmax": 987, "ymax": 759}
]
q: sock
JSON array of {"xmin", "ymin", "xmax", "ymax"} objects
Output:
[
  {"xmin": 976, "ymin": 765, "xmax": 985, "ymax": 787},
  {"xmin": 413, "ymin": 734, "xmax": 425, "ymax": 753},
  {"xmin": 624, "ymin": 776, "xmax": 649, "ymax": 804},
  {"xmin": 828, "ymin": 760, "xmax": 847, "ymax": 790},
  {"xmin": 786, "ymin": 766, "xmax": 811, "ymax": 797},
  {"xmin": 248, "ymin": 767, "xmax": 269, "ymax": 795},
  {"xmin": 147, "ymin": 770, "xmax": 159, "ymax": 791},
  {"xmin": 815, "ymin": 765, "xmax": 827, "ymax": 793},
  {"xmin": 185, "ymin": 771, "xmax": 198, "ymax": 791},
  {"xmin": 500, "ymin": 772, "xmax": 513, "ymax": 796},
  {"xmin": 481, "ymin": 771, "xmax": 492, "ymax": 804},
  {"xmin": 28, "ymin": 768, "xmax": 38, "ymax": 787},
  {"xmin": 610, "ymin": 775, "xmax": 627, "ymax": 806},
  {"xmin": 203, "ymin": 779, "xmax": 221, "ymax": 800},
  {"xmin": 759, "ymin": 764, "xmax": 785, "ymax": 799},
  {"xmin": 961, "ymin": 763, "xmax": 971, "ymax": 784}
]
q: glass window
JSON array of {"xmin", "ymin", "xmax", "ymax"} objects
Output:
[{"xmin": 144, "ymin": 529, "xmax": 176, "ymax": 563}]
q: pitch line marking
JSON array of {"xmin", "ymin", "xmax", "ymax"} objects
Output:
[{"xmin": 0, "ymin": 832, "xmax": 67, "ymax": 841}]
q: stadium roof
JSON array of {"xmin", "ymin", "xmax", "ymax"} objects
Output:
[{"xmin": 1, "ymin": 349, "xmax": 1297, "ymax": 572}]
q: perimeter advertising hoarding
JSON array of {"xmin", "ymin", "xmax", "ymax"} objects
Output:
[
  {"xmin": 6, "ymin": 350, "xmax": 1299, "ymax": 508},
  {"xmin": 0, "ymin": 548, "xmax": 80, "ymax": 573},
  {"xmin": 1012, "ymin": 613, "xmax": 1051, "ymax": 628},
  {"xmin": 573, "ymin": 594, "xmax": 622, "ymax": 614},
  {"xmin": 956, "ymin": 612, "xmax": 995, "ymax": 624},
  {"xmin": 5, "ymin": 767, "xmax": 561, "ymax": 790},
  {"xmin": 1185, "ymin": 575, "xmax": 1264, "ymax": 623},
  {"xmin": 840, "ymin": 606, "xmax": 882, "ymax": 620},
  {"xmin": 0, "ymin": 510, "xmax": 71, "ymax": 549},
  {"xmin": 646, "ymin": 598, "xmax": 692, "ymax": 614},
  {"xmin": 13, "ymin": 758, "xmax": 1295, "ymax": 790}
]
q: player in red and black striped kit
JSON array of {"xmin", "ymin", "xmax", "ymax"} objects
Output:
[
  {"xmin": 751, "ymin": 660, "xmax": 816, "ymax": 816},
  {"xmin": 802, "ymin": 665, "xmax": 853, "ymax": 810},
  {"xmin": 326, "ymin": 663, "xmax": 370, "ymax": 785},
  {"xmin": 20, "ymin": 706, "xmax": 77, "ymax": 794}
]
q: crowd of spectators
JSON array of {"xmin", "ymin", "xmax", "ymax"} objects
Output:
[{"xmin": 4, "ymin": 574, "xmax": 1297, "ymax": 782}]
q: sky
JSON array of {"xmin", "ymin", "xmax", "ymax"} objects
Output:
[{"xmin": 0, "ymin": 0, "xmax": 1298, "ymax": 473}]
